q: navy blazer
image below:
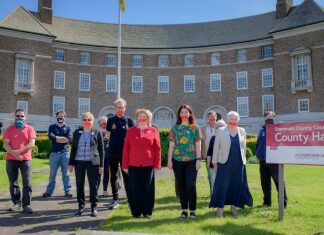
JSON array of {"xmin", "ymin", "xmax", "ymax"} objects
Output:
[{"xmin": 69, "ymin": 127, "xmax": 104, "ymax": 167}]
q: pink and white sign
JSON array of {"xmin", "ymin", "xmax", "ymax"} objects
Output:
[{"xmin": 266, "ymin": 121, "xmax": 324, "ymax": 165}]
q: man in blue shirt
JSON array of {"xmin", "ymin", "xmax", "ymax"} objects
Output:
[
  {"xmin": 255, "ymin": 111, "xmax": 287, "ymax": 208},
  {"xmin": 43, "ymin": 111, "xmax": 73, "ymax": 198}
]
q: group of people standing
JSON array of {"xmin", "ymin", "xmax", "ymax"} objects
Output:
[{"xmin": 3, "ymin": 99, "xmax": 287, "ymax": 219}]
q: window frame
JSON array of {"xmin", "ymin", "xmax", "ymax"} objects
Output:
[
  {"xmin": 184, "ymin": 75, "xmax": 195, "ymax": 93},
  {"xmin": 298, "ymin": 99, "xmax": 310, "ymax": 112},
  {"xmin": 132, "ymin": 55, "xmax": 143, "ymax": 68},
  {"xmin": 184, "ymin": 54, "xmax": 194, "ymax": 67},
  {"xmin": 78, "ymin": 98, "xmax": 90, "ymax": 117},
  {"xmin": 54, "ymin": 71, "xmax": 66, "ymax": 90},
  {"xmin": 79, "ymin": 73, "xmax": 91, "ymax": 91},
  {"xmin": 237, "ymin": 96, "xmax": 249, "ymax": 118},
  {"xmin": 158, "ymin": 76, "xmax": 169, "ymax": 93},
  {"xmin": 132, "ymin": 76, "xmax": 143, "ymax": 93},
  {"xmin": 210, "ymin": 73, "xmax": 221, "ymax": 92},
  {"xmin": 236, "ymin": 71, "xmax": 248, "ymax": 90},
  {"xmin": 80, "ymin": 51, "xmax": 90, "ymax": 65},
  {"xmin": 262, "ymin": 68, "xmax": 273, "ymax": 88},
  {"xmin": 53, "ymin": 96, "xmax": 65, "ymax": 116},
  {"xmin": 262, "ymin": 95, "xmax": 274, "ymax": 114},
  {"xmin": 106, "ymin": 75, "xmax": 117, "ymax": 92},
  {"xmin": 17, "ymin": 100, "xmax": 28, "ymax": 114}
]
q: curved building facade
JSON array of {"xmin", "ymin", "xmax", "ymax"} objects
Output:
[{"xmin": 0, "ymin": 0, "xmax": 324, "ymax": 133}]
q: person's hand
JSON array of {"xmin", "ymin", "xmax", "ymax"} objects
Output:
[
  {"xmin": 207, "ymin": 156, "xmax": 211, "ymax": 168},
  {"xmin": 154, "ymin": 168, "xmax": 161, "ymax": 172},
  {"xmin": 213, "ymin": 163, "xmax": 218, "ymax": 172},
  {"xmin": 11, "ymin": 149, "xmax": 21, "ymax": 157},
  {"xmin": 123, "ymin": 169, "xmax": 128, "ymax": 174},
  {"xmin": 99, "ymin": 167, "xmax": 104, "ymax": 175},
  {"xmin": 68, "ymin": 165, "xmax": 74, "ymax": 173},
  {"xmin": 196, "ymin": 159, "xmax": 201, "ymax": 171},
  {"xmin": 16, "ymin": 155, "xmax": 23, "ymax": 161},
  {"xmin": 167, "ymin": 160, "xmax": 173, "ymax": 170}
]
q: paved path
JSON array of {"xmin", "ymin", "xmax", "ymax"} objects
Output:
[{"xmin": 0, "ymin": 167, "xmax": 175, "ymax": 235}]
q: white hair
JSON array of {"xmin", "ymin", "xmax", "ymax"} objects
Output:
[
  {"xmin": 114, "ymin": 98, "xmax": 127, "ymax": 107},
  {"xmin": 227, "ymin": 111, "xmax": 240, "ymax": 121}
]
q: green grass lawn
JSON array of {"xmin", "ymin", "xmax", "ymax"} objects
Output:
[
  {"xmin": 0, "ymin": 159, "xmax": 49, "ymax": 192},
  {"xmin": 100, "ymin": 164, "xmax": 324, "ymax": 235}
]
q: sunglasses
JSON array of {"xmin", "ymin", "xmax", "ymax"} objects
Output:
[
  {"xmin": 82, "ymin": 119, "xmax": 92, "ymax": 122},
  {"xmin": 16, "ymin": 115, "xmax": 25, "ymax": 118}
]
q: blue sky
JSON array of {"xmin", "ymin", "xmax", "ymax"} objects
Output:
[{"xmin": 1, "ymin": 0, "xmax": 324, "ymax": 24}]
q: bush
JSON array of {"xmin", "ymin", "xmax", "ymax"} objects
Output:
[
  {"xmin": 35, "ymin": 136, "xmax": 51, "ymax": 154},
  {"xmin": 246, "ymin": 139, "xmax": 257, "ymax": 155},
  {"xmin": 0, "ymin": 152, "xmax": 6, "ymax": 160},
  {"xmin": 32, "ymin": 145, "xmax": 39, "ymax": 158},
  {"xmin": 159, "ymin": 129, "xmax": 170, "ymax": 166},
  {"xmin": 246, "ymin": 147, "xmax": 253, "ymax": 160},
  {"xmin": 36, "ymin": 152, "xmax": 50, "ymax": 159}
]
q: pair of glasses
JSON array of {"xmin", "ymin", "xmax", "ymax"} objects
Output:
[
  {"xmin": 83, "ymin": 119, "xmax": 92, "ymax": 121},
  {"xmin": 16, "ymin": 115, "xmax": 25, "ymax": 118}
]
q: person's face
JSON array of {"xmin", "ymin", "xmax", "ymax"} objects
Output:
[
  {"xmin": 137, "ymin": 112, "xmax": 148, "ymax": 124},
  {"xmin": 56, "ymin": 113, "xmax": 65, "ymax": 119},
  {"xmin": 15, "ymin": 111, "xmax": 26, "ymax": 120},
  {"xmin": 265, "ymin": 113, "xmax": 275, "ymax": 120},
  {"xmin": 228, "ymin": 115, "xmax": 239, "ymax": 127},
  {"xmin": 100, "ymin": 119, "xmax": 107, "ymax": 126},
  {"xmin": 208, "ymin": 114, "xmax": 217, "ymax": 124},
  {"xmin": 82, "ymin": 116, "xmax": 93, "ymax": 127},
  {"xmin": 180, "ymin": 108, "xmax": 190, "ymax": 120},
  {"xmin": 115, "ymin": 102, "xmax": 126, "ymax": 116}
]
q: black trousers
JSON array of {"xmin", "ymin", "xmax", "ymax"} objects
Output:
[
  {"xmin": 6, "ymin": 160, "xmax": 32, "ymax": 207},
  {"xmin": 109, "ymin": 153, "xmax": 129, "ymax": 201},
  {"xmin": 75, "ymin": 161, "xmax": 99, "ymax": 209},
  {"xmin": 172, "ymin": 159, "xmax": 197, "ymax": 211},
  {"xmin": 128, "ymin": 166, "xmax": 155, "ymax": 217},
  {"xmin": 98, "ymin": 155, "xmax": 110, "ymax": 192},
  {"xmin": 259, "ymin": 161, "xmax": 288, "ymax": 206}
]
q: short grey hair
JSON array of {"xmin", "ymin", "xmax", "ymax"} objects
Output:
[
  {"xmin": 114, "ymin": 98, "xmax": 127, "ymax": 107},
  {"xmin": 227, "ymin": 111, "xmax": 240, "ymax": 121},
  {"xmin": 98, "ymin": 116, "xmax": 108, "ymax": 124}
]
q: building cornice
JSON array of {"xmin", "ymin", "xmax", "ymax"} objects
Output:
[
  {"xmin": 272, "ymin": 22, "xmax": 324, "ymax": 39},
  {"xmin": 0, "ymin": 27, "xmax": 54, "ymax": 43},
  {"xmin": 53, "ymin": 38, "xmax": 274, "ymax": 55}
]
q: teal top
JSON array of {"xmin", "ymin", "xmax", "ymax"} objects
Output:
[{"xmin": 168, "ymin": 124, "xmax": 202, "ymax": 161}]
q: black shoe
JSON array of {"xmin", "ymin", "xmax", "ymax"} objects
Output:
[
  {"xmin": 143, "ymin": 214, "xmax": 151, "ymax": 219},
  {"xmin": 8, "ymin": 203, "xmax": 22, "ymax": 212},
  {"xmin": 42, "ymin": 192, "xmax": 51, "ymax": 198},
  {"xmin": 179, "ymin": 210, "xmax": 188, "ymax": 219},
  {"xmin": 64, "ymin": 192, "xmax": 73, "ymax": 198},
  {"xmin": 74, "ymin": 208, "xmax": 84, "ymax": 216},
  {"xmin": 91, "ymin": 208, "xmax": 98, "ymax": 217},
  {"xmin": 189, "ymin": 211, "xmax": 197, "ymax": 219},
  {"xmin": 22, "ymin": 206, "xmax": 33, "ymax": 214}
]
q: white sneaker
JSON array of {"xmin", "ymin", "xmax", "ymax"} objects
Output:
[
  {"xmin": 103, "ymin": 191, "xmax": 109, "ymax": 197},
  {"xmin": 108, "ymin": 200, "xmax": 119, "ymax": 209}
]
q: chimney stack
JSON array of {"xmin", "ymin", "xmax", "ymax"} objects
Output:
[
  {"xmin": 276, "ymin": 0, "xmax": 293, "ymax": 19},
  {"xmin": 38, "ymin": 0, "xmax": 52, "ymax": 24}
]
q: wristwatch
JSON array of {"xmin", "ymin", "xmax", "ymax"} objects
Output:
[{"xmin": 196, "ymin": 157, "xmax": 202, "ymax": 161}]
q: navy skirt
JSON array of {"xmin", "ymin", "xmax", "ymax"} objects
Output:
[{"xmin": 209, "ymin": 134, "xmax": 253, "ymax": 208}]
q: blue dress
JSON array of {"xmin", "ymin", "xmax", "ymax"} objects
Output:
[{"xmin": 209, "ymin": 134, "xmax": 253, "ymax": 208}]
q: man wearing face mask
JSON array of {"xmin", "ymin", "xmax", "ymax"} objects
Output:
[
  {"xmin": 43, "ymin": 111, "xmax": 72, "ymax": 198},
  {"xmin": 255, "ymin": 111, "xmax": 288, "ymax": 208},
  {"xmin": 106, "ymin": 98, "xmax": 134, "ymax": 209},
  {"xmin": 3, "ymin": 109, "xmax": 36, "ymax": 214}
]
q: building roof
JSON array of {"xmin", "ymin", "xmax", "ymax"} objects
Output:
[
  {"xmin": 271, "ymin": 0, "xmax": 324, "ymax": 33},
  {"xmin": 0, "ymin": 0, "xmax": 323, "ymax": 49}
]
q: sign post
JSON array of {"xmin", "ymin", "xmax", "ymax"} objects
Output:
[{"xmin": 266, "ymin": 121, "xmax": 324, "ymax": 220}]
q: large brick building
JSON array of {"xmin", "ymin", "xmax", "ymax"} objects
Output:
[{"xmin": 0, "ymin": 0, "xmax": 324, "ymax": 133}]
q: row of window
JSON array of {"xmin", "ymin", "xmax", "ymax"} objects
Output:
[
  {"xmin": 54, "ymin": 69, "xmax": 274, "ymax": 93},
  {"xmin": 17, "ymin": 96, "xmax": 310, "ymax": 118},
  {"xmin": 54, "ymin": 44, "xmax": 273, "ymax": 67}
]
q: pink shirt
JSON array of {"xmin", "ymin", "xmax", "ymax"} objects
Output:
[{"xmin": 3, "ymin": 124, "xmax": 36, "ymax": 161}]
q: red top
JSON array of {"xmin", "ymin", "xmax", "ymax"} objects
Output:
[
  {"xmin": 4, "ymin": 124, "xmax": 36, "ymax": 161},
  {"xmin": 122, "ymin": 126, "xmax": 161, "ymax": 170}
]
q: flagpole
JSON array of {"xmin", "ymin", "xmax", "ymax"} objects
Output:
[{"xmin": 117, "ymin": 0, "xmax": 122, "ymax": 99}]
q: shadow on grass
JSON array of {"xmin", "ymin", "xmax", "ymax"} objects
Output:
[{"xmin": 202, "ymin": 222, "xmax": 284, "ymax": 235}]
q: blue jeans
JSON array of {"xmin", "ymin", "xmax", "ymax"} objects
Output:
[{"xmin": 45, "ymin": 152, "xmax": 71, "ymax": 195}]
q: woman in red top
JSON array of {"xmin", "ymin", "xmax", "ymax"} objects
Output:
[{"xmin": 122, "ymin": 109, "xmax": 161, "ymax": 218}]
